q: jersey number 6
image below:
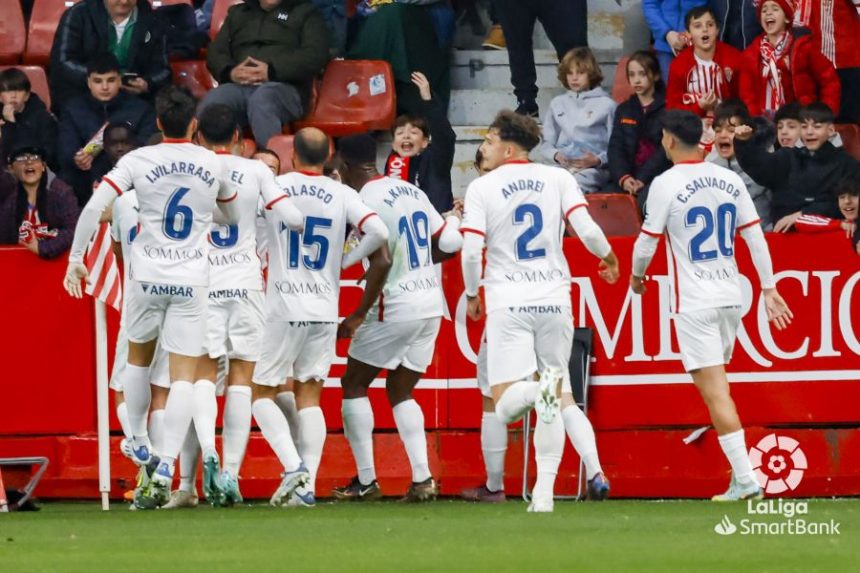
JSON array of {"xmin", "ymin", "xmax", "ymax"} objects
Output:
[{"xmin": 162, "ymin": 187, "xmax": 193, "ymax": 241}]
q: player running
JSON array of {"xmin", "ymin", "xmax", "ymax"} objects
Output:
[
  {"xmin": 460, "ymin": 111, "xmax": 619, "ymax": 512},
  {"xmin": 630, "ymin": 110, "xmax": 792, "ymax": 502},
  {"xmin": 332, "ymin": 134, "xmax": 464, "ymax": 503}
]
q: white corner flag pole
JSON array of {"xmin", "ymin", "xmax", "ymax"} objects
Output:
[{"xmin": 94, "ymin": 300, "xmax": 111, "ymax": 511}]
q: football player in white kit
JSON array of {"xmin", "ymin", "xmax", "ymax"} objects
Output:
[
  {"xmin": 251, "ymin": 128, "xmax": 390, "ymax": 506},
  {"xmin": 460, "ymin": 111, "xmax": 620, "ymax": 512},
  {"xmin": 630, "ymin": 110, "xmax": 792, "ymax": 501},
  {"xmin": 332, "ymin": 134, "xmax": 464, "ymax": 503}
]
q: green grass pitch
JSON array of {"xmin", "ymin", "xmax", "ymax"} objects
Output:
[{"xmin": 1, "ymin": 499, "xmax": 857, "ymax": 572}]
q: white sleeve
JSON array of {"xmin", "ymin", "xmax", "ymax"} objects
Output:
[
  {"xmin": 261, "ymin": 168, "xmax": 303, "ymax": 231},
  {"xmin": 460, "ymin": 182, "xmax": 487, "ymax": 237},
  {"xmin": 461, "ymin": 231, "xmax": 484, "ymax": 297},
  {"xmin": 109, "ymin": 199, "xmax": 122, "ymax": 242},
  {"xmin": 740, "ymin": 223, "xmax": 776, "ymax": 289},
  {"xmin": 341, "ymin": 192, "xmax": 389, "ymax": 269},
  {"xmin": 640, "ymin": 174, "xmax": 671, "ymax": 237},
  {"xmin": 435, "ymin": 215, "xmax": 463, "ymax": 253},
  {"xmin": 69, "ymin": 184, "xmax": 119, "ymax": 264},
  {"xmin": 567, "ymin": 206, "xmax": 612, "ymax": 259},
  {"xmin": 631, "ymin": 233, "xmax": 660, "ymax": 277}
]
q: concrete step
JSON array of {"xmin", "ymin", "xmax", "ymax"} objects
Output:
[{"xmin": 447, "ymin": 87, "xmax": 567, "ymax": 126}]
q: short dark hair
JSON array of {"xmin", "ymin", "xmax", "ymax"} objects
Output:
[
  {"xmin": 685, "ymin": 5, "xmax": 718, "ymax": 29},
  {"xmin": 661, "ymin": 109, "xmax": 703, "ymax": 147},
  {"xmin": 197, "ymin": 104, "xmax": 238, "ymax": 145},
  {"xmin": 713, "ymin": 99, "xmax": 751, "ymax": 128},
  {"xmin": 393, "ymin": 114, "xmax": 429, "ymax": 139},
  {"xmin": 294, "ymin": 130, "xmax": 331, "ymax": 166},
  {"xmin": 253, "ymin": 147, "xmax": 281, "ymax": 164},
  {"xmin": 155, "ymin": 86, "xmax": 197, "ymax": 139},
  {"xmin": 0, "ymin": 68, "xmax": 31, "ymax": 93},
  {"xmin": 104, "ymin": 122, "xmax": 135, "ymax": 144},
  {"xmin": 489, "ymin": 110, "xmax": 541, "ymax": 152},
  {"xmin": 774, "ymin": 101, "xmax": 802, "ymax": 123},
  {"xmin": 799, "ymin": 102, "xmax": 835, "ymax": 124},
  {"xmin": 338, "ymin": 133, "xmax": 378, "ymax": 165},
  {"xmin": 87, "ymin": 52, "xmax": 121, "ymax": 76},
  {"xmin": 323, "ymin": 155, "xmax": 344, "ymax": 178},
  {"xmin": 835, "ymin": 168, "xmax": 860, "ymax": 198}
]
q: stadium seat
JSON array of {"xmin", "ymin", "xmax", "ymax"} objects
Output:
[
  {"xmin": 210, "ymin": 0, "xmax": 243, "ymax": 41},
  {"xmin": 835, "ymin": 124, "xmax": 860, "ymax": 161},
  {"xmin": 585, "ymin": 193, "xmax": 642, "ymax": 237},
  {"xmin": 25, "ymin": 0, "xmax": 82, "ymax": 66},
  {"xmin": 611, "ymin": 56, "xmax": 633, "ymax": 104},
  {"xmin": 0, "ymin": 65, "xmax": 51, "ymax": 109},
  {"xmin": 0, "ymin": 0, "xmax": 27, "ymax": 65},
  {"xmin": 170, "ymin": 60, "xmax": 216, "ymax": 101},
  {"xmin": 292, "ymin": 60, "xmax": 396, "ymax": 136}
]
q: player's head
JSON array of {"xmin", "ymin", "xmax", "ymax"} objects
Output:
[
  {"xmin": 835, "ymin": 168, "xmax": 860, "ymax": 223},
  {"xmin": 86, "ymin": 52, "xmax": 122, "ymax": 103},
  {"xmin": 759, "ymin": 0, "xmax": 793, "ymax": 35},
  {"xmin": 774, "ymin": 102, "xmax": 802, "ymax": 148},
  {"xmin": 324, "ymin": 154, "xmax": 345, "ymax": 182},
  {"xmin": 293, "ymin": 127, "xmax": 331, "ymax": 170},
  {"xmin": 480, "ymin": 110, "xmax": 541, "ymax": 170},
  {"xmin": 253, "ymin": 148, "xmax": 281, "ymax": 175},
  {"xmin": 712, "ymin": 100, "xmax": 751, "ymax": 160},
  {"xmin": 392, "ymin": 114, "xmax": 430, "ymax": 158},
  {"xmin": 104, "ymin": 122, "xmax": 137, "ymax": 166},
  {"xmin": 799, "ymin": 102, "xmax": 835, "ymax": 152},
  {"xmin": 685, "ymin": 6, "xmax": 718, "ymax": 53},
  {"xmin": 155, "ymin": 86, "xmax": 198, "ymax": 140},
  {"xmin": 558, "ymin": 47, "xmax": 603, "ymax": 92},
  {"xmin": 197, "ymin": 103, "xmax": 240, "ymax": 150},
  {"xmin": 627, "ymin": 50, "xmax": 663, "ymax": 98},
  {"xmin": 338, "ymin": 133, "xmax": 378, "ymax": 188},
  {"xmin": 660, "ymin": 109, "xmax": 703, "ymax": 161}
]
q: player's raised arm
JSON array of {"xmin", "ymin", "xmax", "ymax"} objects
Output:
[
  {"xmin": 341, "ymin": 194, "xmax": 389, "ymax": 269},
  {"xmin": 460, "ymin": 183, "xmax": 486, "ymax": 320},
  {"xmin": 561, "ymin": 172, "xmax": 619, "ymax": 284}
]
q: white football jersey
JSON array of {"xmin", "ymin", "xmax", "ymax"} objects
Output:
[
  {"xmin": 359, "ymin": 176, "xmax": 446, "ymax": 322},
  {"xmin": 642, "ymin": 161, "xmax": 761, "ymax": 313},
  {"xmin": 266, "ymin": 171, "xmax": 375, "ymax": 322},
  {"xmin": 110, "ymin": 189, "xmax": 139, "ymax": 282},
  {"xmin": 207, "ymin": 153, "xmax": 282, "ymax": 292},
  {"xmin": 461, "ymin": 161, "xmax": 586, "ymax": 312},
  {"xmin": 102, "ymin": 141, "xmax": 232, "ymax": 287}
]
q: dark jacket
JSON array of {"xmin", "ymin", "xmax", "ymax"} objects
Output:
[
  {"xmin": 607, "ymin": 90, "xmax": 671, "ymax": 192},
  {"xmin": 49, "ymin": 0, "xmax": 171, "ymax": 110},
  {"xmin": 0, "ymin": 93, "xmax": 59, "ymax": 172},
  {"xmin": 384, "ymin": 97, "xmax": 455, "ymax": 213},
  {"xmin": 58, "ymin": 91, "xmax": 156, "ymax": 205},
  {"xmin": 734, "ymin": 138, "xmax": 858, "ymax": 222},
  {"xmin": 207, "ymin": 0, "xmax": 330, "ymax": 108},
  {"xmin": 0, "ymin": 170, "xmax": 80, "ymax": 259},
  {"xmin": 709, "ymin": 0, "xmax": 761, "ymax": 51}
]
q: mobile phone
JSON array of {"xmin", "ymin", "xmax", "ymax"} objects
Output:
[{"xmin": 122, "ymin": 73, "xmax": 141, "ymax": 85}]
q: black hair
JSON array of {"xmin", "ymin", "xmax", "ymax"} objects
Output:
[
  {"xmin": 253, "ymin": 147, "xmax": 281, "ymax": 164},
  {"xmin": 661, "ymin": 109, "xmax": 703, "ymax": 147},
  {"xmin": 155, "ymin": 86, "xmax": 197, "ymax": 139},
  {"xmin": 338, "ymin": 133, "xmax": 378, "ymax": 165},
  {"xmin": 197, "ymin": 103, "xmax": 238, "ymax": 146},
  {"xmin": 834, "ymin": 167, "xmax": 860, "ymax": 198},
  {"xmin": 393, "ymin": 114, "xmax": 429, "ymax": 139},
  {"xmin": 799, "ymin": 102, "xmax": 835, "ymax": 124},
  {"xmin": 86, "ymin": 52, "xmax": 121, "ymax": 76},
  {"xmin": 489, "ymin": 110, "xmax": 541, "ymax": 152},
  {"xmin": 685, "ymin": 5, "xmax": 718, "ymax": 29},
  {"xmin": 104, "ymin": 121, "xmax": 136, "ymax": 144},
  {"xmin": 0, "ymin": 68, "xmax": 31, "ymax": 92},
  {"xmin": 713, "ymin": 99, "xmax": 751, "ymax": 128},
  {"xmin": 774, "ymin": 101, "xmax": 802, "ymax": 123},
  {"xmin": 323, "ymin": 155, "xmax": 344, "ymax": 178},
  {"xmin": 294, "ymin": 130, "xmax": 331, "ymax": 166}
]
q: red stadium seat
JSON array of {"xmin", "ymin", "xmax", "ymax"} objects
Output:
[
  {"xmin": 266, "ymin": 135, "xmax": 295, "ymax": 174},
  {"xmin": 835, "ymin": 124, "xmax": 860, "ymax": 161},
  {"xmin": 585, "ymin": 193, "xmax": 642, "ymax": 237},
  {"xmin": 0, "ymin": 65, "xmax": 51, "ymax": 109},
  {"xmin": 210, "ymin": 0, "xmax": 243, "ymax": 41},
  {"xmin": 25, "ymin": 0, "xmax": 82, "ymax": 66},
  {"xmin": 293, "ymin": 60, "xmax": 396, "ymax": 136},
  {"xmin": 612, "ymin": 56, "xmax": 634, "ymax": 104},
  {"xmin": 0, "ymin": 0, "xmax": 27, "ymax": 64},
  {"xmin": 170, "ymin": 60, "xmax": 216, "ymax": 101}
]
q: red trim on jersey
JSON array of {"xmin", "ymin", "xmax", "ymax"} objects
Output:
[
  {"xmin": 378, "ymin": 293, "xmax": 385, "ymax": 321},
  {"xmin": 162, "ymin": 138, "xmax": 191, "ymax": 144},
  {"xmin": 214, "ymin": 150, "xmax": 231, "ymax": 155},
  {"xmin": 103, "ymin": 177, "xmax": 123, "ymax": 196},
  {"xmin": 217, "ymin": 192, "xmax": 238, "ymax": 203},
  {"xmin": 357, "ymin": 213, "xmax": 377, "ymax": 233},
  {"xmin": 640, "ymin": 228, "xmax": 662, "ymax": 238},
  {"xmin": 296, "ymin": 170, "xmax": 324, "ymax": 177},
  {"xmin": 461, "ymin": 227, "xmax": 485, "ymax": 236},
  {"xmin": 665, "ymin": 235, "xmax": 680, "ymax": 313},
  {"xmin": 432, "ymin": 220, "xmax": 447, "ymax": 238},
  {"xmin": 503, "ymin": 159, "xmax": 531, "ymax": 165},
  {"xmin": 737, "ymin": 219, "xmax": 761, "ymax": 231},
  {"xmin": 675, "ymin": 160, "xmax": 704, "ymax": 165},
  {"xmin": 564, "ymin": 203, "xmax": 587, "ymax": 219},
  {"xmin": 265, "ymin": 195, "xmax": 288, "ymax": 209}
]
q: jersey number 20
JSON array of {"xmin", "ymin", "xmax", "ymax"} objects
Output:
[{"xmin": 685, "ymin": 204, "xmax": 737, "ymax": 262}]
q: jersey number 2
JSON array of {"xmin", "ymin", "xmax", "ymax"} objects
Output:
[
  {"xmin": 686, "ymin": 204, "xmax": 737, "ymax": 262},
  {"xmin": 514, "ymin": 204, "xmax": 546, "ymax": 261}
]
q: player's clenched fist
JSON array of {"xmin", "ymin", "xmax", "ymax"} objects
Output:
[
  {"xmin": 597, "ymin": 252, "xmax": 620, "ymax": 284},
  {"xmin": 733, "ymin": 124, "xmax": 753, "ymax": 141},
  {"xmin": 338, "ymin": 313, "xmax": 366, "ymax": 339},
  {"xmin": 466, "ymin": 295, "xmax": 484, "ymax": 321},
  {"xmin": 63, "ymin": 262, "xmax": 89, "ymax": 298}
]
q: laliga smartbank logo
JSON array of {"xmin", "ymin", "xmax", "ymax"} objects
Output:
[{"xmin": 749, "ymin": 434, "xmax": 807, "ymax": 494}]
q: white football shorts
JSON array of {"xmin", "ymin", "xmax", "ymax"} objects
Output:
[
  {"xmin": 476, "ymin": 330, "xmax": 491, "ymax": 399},
  {"xmin": 253, "ymin": 321, "xmax": 338, "ymax": 386},
  {"xmin": 125, "ymin": 280, "xmax": 208, "ymax": 357},
  {"xmin": 348, "ymin": 316, "xmax": 442, "ymax": 373},
  {"xmin": 674, "ymin": 306, "xmax": 741, "ymax": 372},
  {"xmin": 203, "ymin": 290, "xmax": 265, "ymax": 362},
  {"xmin": 110, "ymin": 328, "xmax": 171, "ymax": 391}
]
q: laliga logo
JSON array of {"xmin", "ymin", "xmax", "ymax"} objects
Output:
[{"xmin": 749, "ymin": 434, "xmax": 807, "ymax": 494}]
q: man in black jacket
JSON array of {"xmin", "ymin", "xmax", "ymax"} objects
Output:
[
  {"xmin": 202, "ymin": 0, "xmax": 330, "ymax": 147},
  {"xmin": 0, "ymin": 68, "xmax": 59, "ymax": 172},
  {"xmin": 734, "ymin": 103, "xmax": 859, "ymax": 232},
  {"xmin": 49, "ymin": 0, "xmax": 171, "ymax": 113},
  {"xmin": 57, "ymin": 53, "xmax": 157, "ymax": 205}
]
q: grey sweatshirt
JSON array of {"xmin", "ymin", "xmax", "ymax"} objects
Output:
[{"xmin": 539, "ymin": 87, "xmax": 617, "ymax": 166}]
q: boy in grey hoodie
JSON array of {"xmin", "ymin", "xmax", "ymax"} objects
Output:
[{"xmin": 539, "ymin": 47, "xmax": 616, "ymax": 193}]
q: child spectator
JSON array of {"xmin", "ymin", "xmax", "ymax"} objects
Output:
[
  {"xmin": 734, "ymin": 102, "xmax": 859, "ymax": 231},
  {"xmin": 0, "ymin": 69, "xmax": 59, "ymax": 172},
  {"xmin": 0, "ymin": 145, "xmax": 79, "ymax": 259},
  {"xmin": 774, "ymin": 101, "xmax": 802, "ymax": 148},
  {"xmin": 384, "ymin": 72, "xmax": 455, "ymax": 213},
  {"xmin": 642, "ymin": 0, "xmax": 708, "ymax": 80},
  {"xmin": 539, "ymin": 48, "xmax": 616, "ymax": 193},
  {"xmin": 794, "ymin": 170, "xmax": 859, "ymax": 238},
  {"xmin": 607, "ymin": 51, "xmax": 672, "ymax": 204},
  {"xmin": 739, "ymin": 0, "xmax": 841, "ymax": 118},
  {"xmin": 667, "ymin": 6, "xmax": 744, "ymax": 118},
  {"xmin": 706, "ymin": 100, "xmax": 772, "ymax": 228}
]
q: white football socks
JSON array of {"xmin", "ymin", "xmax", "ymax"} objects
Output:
[
  {"xmin": 718, "ymin": 429, "xmax": 757, "ymax": 487},
  {"xmin": 179, "ymin": 424, "xmax": 200, "ymax": 494},
  {"xmin": 159, "ymin": 380, "xmax": 194, "ymax": 468},
  {"xmin": 481, "ymin": 411, "xmax": 507, "ymax": 492},
  {"xmin": 148, "ymin": 408, "xmax": 165, "ymax": 455},
  {"xmin": 342, "ymin": 397, "xmax": 376, "ymax": 485},
  {"xmin": 123, "ymin": 364, "xmax": 152, "ymax": 449},
  {"xmin": 116, "ymin": 401, "xmax": 133, "ymax": 441},
  {"xmin": 392, "ymin": 400, "xmax": 431, "ymax": 483},
  {"xmin": 531, "ymin": 414, "xmax": 564, "ymax": 501},
  {"xmin": 223, "ymin": 386, "xmax": 252, "ymax": 476},
  {"xmin": 275, "ymin": 390, "xmax": 301, "ymax": 443},
  {"xmin": 252, "ymin": 398, "xmax": 301, "ymax": 473},
  {"xmin": 298, "ymin": 407, "xmax": 326, "ymax": 493},
  {"xmin": 192, "ymin": 379, "xmax": 218, "ymax": 454},
  {"xmin": 495, "ymin": 380, "xmax": 539, "ymax": 424},
  {"xmin": 561, "ymin": 404, "xmax": 602, "ymax": 480}
]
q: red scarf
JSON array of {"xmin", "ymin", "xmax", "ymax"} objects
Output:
[
  {"xmin": 385, "ymin": 153, "xmax": 411, "ymax": 182},
  {"xmin": 18, "ymin": 203, "xmax": 57, "ymax": 243},
  {"xmin": 760, "ymin": 32, "xmax": 792, "ymax": 115}
]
